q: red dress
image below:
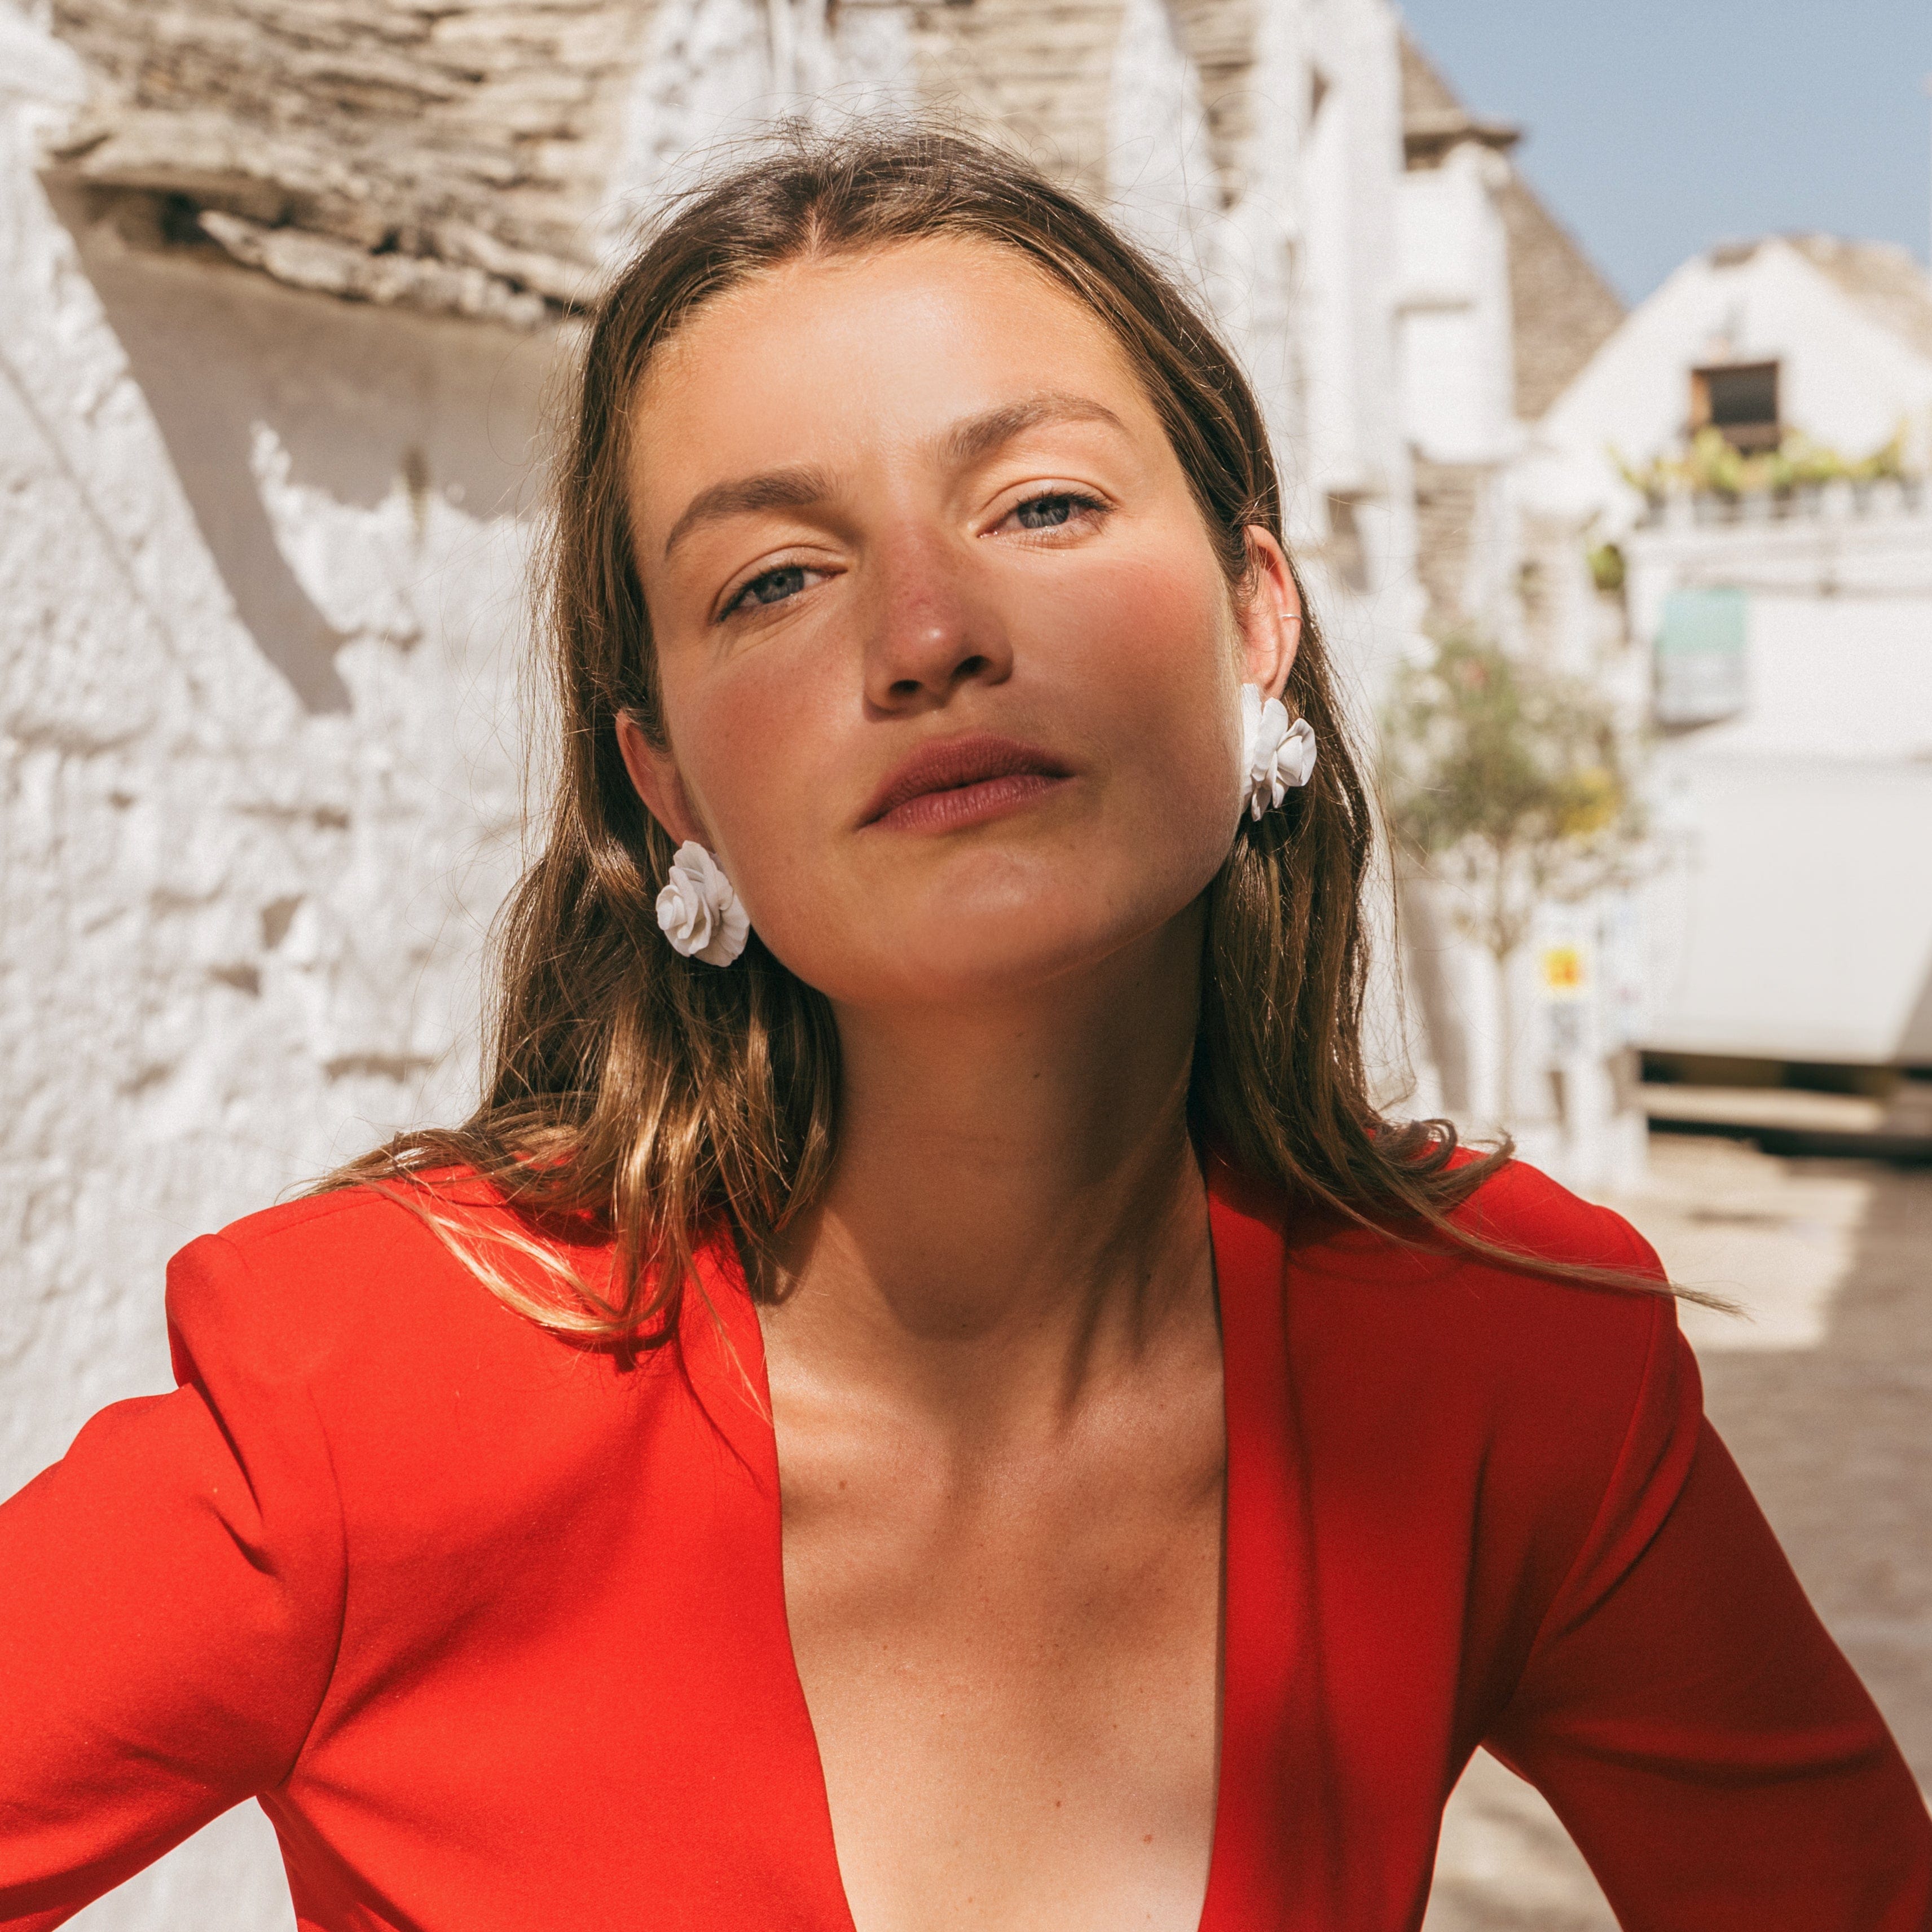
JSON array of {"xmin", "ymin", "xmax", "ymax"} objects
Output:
[{"xmin": 1, "ymin": 1156, "xmax": 1926, "ymax": 1931}]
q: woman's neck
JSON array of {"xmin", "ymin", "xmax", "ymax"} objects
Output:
[{"xmin": 767, "ymin": 914, "xmax": 1214, "ymax": 1432}]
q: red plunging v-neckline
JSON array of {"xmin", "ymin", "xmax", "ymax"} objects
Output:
[
  {"xmin": 20, "ymin": 1152, "xmax": 1924, "ymax": 1929},
  {"xmin": 684, "ymin": 1160, "xmax": 1301, "ymax": 1932}
]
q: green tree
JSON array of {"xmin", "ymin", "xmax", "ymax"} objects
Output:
[{"xmin": 1381, "ymin": 635, "xmax": 1644, "ymax": 1125}]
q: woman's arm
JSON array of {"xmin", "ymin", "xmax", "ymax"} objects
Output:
[
  {"xmin": 0, "ymin": 1235, "xmax": 345, "ymax": 1930},
  {"xmin": 1486, "ymin": 1289, "xmax": 1931, "ymax": 1930}
]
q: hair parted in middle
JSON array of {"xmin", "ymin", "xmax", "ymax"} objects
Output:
[{"xmin": 327, "ymin": 118, "xmax": 1668, "ymax": 1339}]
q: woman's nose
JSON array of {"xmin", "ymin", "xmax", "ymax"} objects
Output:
[{"xmin": 860, "ymin": 524, "xmax": 1013, "ymax": 713}]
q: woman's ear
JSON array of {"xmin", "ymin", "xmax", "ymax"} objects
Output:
[
  {"xmin": 615, "ymin": 711, "xmax": 707, "ymax": 848},
  {"xmin": 1234, "ymin": 527, "xmax": 1303, "ymax": 702}
]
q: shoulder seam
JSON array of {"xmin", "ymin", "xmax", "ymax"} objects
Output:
[
  {"xmin": 204, "ymin": 1231, "xmax": 353, "ymax": 1784},
  {"xmin": 1511, "ymin": 1273, "xmax": 1670, "ymax": 1674},
  {"xmin": 219, "ymin": 1185, "xmax": 420, "ymax": 1257}
]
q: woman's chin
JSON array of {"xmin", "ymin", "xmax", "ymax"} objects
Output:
[{"xmin": 771, "ymin": 892, "xmax": 1200, "ymax": 1014}]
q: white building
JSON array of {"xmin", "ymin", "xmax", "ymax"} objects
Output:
[
  {"xmin": 1531, "ymin": 234, "xmax": 1932, "ymax": 1075},
  {"xmin": 1535, "ymin": 234, "xmax": 1932, "ymax": 533},
  {"xmin": 1387, "ymin": 36, "xmax": 1645, "ymax": 1187}
]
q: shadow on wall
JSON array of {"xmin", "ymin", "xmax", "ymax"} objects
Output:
[{"xmin": 51, "ymin": 186, "xmax": 557, "ymax": 714}]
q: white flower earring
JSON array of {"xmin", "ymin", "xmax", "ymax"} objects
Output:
[
  {"xmin": 1239, "ymin": 683, "xmax": 1318, "ymax": 822},
  {"xmin": 656, "ymin": 841, "xmax": 750, "ymax": 967}
]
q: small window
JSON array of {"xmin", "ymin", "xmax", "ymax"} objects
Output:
[{"xmin": 1690, "ymin": 361, "xmax": 1780, "ymax": 453}]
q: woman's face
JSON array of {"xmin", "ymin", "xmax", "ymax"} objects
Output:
[{"xmin": 620, "ymin": 236, "xmax": 1299, "ymax": 1010}]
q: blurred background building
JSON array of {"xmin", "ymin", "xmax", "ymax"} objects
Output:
[
  {"xmin": 2, "ymin": 0, "xmax": 1928, "ymax": 1925},
  {"xmin": 1534, "ymin": 231, "xmax": 1932, "ymax": 1090}
]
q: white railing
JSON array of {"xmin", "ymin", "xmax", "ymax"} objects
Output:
[{"xmin": 1636, "ymin": 476, "xmax": 1930, "ymax": 530}]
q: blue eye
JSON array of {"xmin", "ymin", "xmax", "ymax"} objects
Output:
[
  {"xmin": 727, "ymin": 565, "xmax": 810, "ymax": 615},
  {"xmin": 1015, "ymin": 494, "xmax": 1080, "ymax": 530},
  {"xmin": 1012, "ymin": 490, "xmax": 1105, "ymax": 537}
]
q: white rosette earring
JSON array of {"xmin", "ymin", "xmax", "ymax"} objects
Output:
[
  {"xmin": 656, "ymin": 840, "xmax": 750, "ymax": 967},
  {"xmin": 1238, "ymin": 683, "xmax": 1318, "ymax": 822}
]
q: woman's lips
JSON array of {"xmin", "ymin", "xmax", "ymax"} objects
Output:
[{"xmin": 860, "ymin": 733, "xmax": 1072, "ymax": 833}]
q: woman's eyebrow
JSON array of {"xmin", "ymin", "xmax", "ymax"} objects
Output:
[
  {"xmin": 662, "ymin": 464, "xmax": 831, "ymax": 559},
  {"xmin": 660, "ymin": 395, "xmax": 1125, "ymax": 560},
  {"xmin": 941, "ymin": 393, "xmax": 1129, "ymax": 466}
]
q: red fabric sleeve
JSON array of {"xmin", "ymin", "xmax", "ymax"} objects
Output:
[
  {"xmin": 0, "ymin": 1235, "xmax": 344, "ymax": 1930},
  {"xmin": 1486, "ymin": 1258, "xmax": 1932, "ymax": 1930}
]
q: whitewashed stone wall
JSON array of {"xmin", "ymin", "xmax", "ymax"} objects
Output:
[
  {"xmin": 2, "ymin": 19, "xmax": 549, "ymax": 1494},
  {"xmin": 3, "ymin": 19, "xmax": 553, "ymax": 1918}
]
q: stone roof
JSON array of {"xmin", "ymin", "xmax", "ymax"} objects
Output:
[
  {"xmin": 1784, "ymin": 234, "xmax": 1932, "ymax": 365},
  {"xmin": 1497, "ymin": 170, "xmax": 1625, "ymax": 421},
  {"xmin": 1398, "ymin": 29, "xmax": 1622, "ymax": 421},
  {"xmin": 47, "ymin": 0, "xmax": 644, "ymax": 323},
  {"xmin": 1397, "ymin": 30, "xmax": 1460, "ymax": 118},
  {"xmin": 1397, "ymin": 32, "xmax": 1518, "ymax": 170},
  {"xmin": 41, "ymin": 0, "xmax": 1272, "ymax": 329}
]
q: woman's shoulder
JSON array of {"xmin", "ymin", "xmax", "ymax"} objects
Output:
[
  {"xmin": 210, "ymin": 1169, "xmax": 530, "ymax": 1262},
  {"xmin": 1249, "ymin": 1151, "xmax": 1685, "ymax": 1463},
  {"xmin": 1449, "ymin": 1149, "xmax": 1663, "ymax": 1275},
  {"xmin": 1271, "ymin": 1150, "xmax": 1667, "ymax": 1322},
  {"xmin": 163, "ymin": 1173, "xmax": 614, "ymax": 1383},
  {"xmin": 1249, "ymin": 1155, "xmax": 1698, "ymax": 1610},
  {"xmin": 1437, "ymin": 1154, "xmax": 1678, "ymax": 1408}
]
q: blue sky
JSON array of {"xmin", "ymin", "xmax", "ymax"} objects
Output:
[{"xmin": 1395, "ymin": 0, "xmax": 1932, "ymax": 302}]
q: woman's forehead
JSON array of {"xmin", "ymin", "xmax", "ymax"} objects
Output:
[
  {"xmin": 626, "ymin": 237, "xmax": 1161, "ymax": 521},
  {"xmin": 647, "ymin": 235, "xmax": 1112, "ymax": 377}
]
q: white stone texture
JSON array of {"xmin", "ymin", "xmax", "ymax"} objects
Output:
[
  {"xmin": 47, "ymin": 0, "xmax": 657, "ymax": 311},
  {"xmin": 0, "ymin": 0, "xmax": 546, "ymax": 1670},
  {"xmin": 3, "ymin": 16, "xmax": 553, "ymax": 1920},
  {"xmin": 1397, "ymin": 142, "xmax": 1517, "ymax": 468},
  {"xmin": 604, "ymin": 0, "xmax": 792, "ymax": 239},
  {"xmin": 1104, "ymin": 0, "xmax": 1222, "ymax": 282}
]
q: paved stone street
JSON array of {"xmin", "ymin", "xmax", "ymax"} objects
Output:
[{"xmin": 1425, "ymin": 1134, "xmax": 1932, "ymax": 1929}]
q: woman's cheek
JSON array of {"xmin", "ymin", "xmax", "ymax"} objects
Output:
[
  {"xmin": 1060, "ymin": 529, "xmax": 1230, "ymax": 697},
  {"xmin": 675, "ymin": 668, "xmax": 844, "ymax": 925},
  {"xmin": 1084, "ymin": 567, "xmax": 1238, "ymax": 796}
]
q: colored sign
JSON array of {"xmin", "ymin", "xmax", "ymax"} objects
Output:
[
  {"xmin": 1654, "ymin": 586, "xmax": 1748, "ymax": 726},
  {"xmin": 1541, "ymin": 944, "xmax": 1587, "ymax": 998}
]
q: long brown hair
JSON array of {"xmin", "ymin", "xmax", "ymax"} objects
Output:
[{"xmin": 328, "ymin": 122, "xmax": 1666, "ymax": 1339}]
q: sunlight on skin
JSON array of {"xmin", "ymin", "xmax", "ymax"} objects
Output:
[
  {"xmin": 611, "ymin": 237, "xmax": 1303, "ymax": 1932},
  {"xmin": 617, "ymin": 236, "xmax": 1299, "ymax": 1013}
]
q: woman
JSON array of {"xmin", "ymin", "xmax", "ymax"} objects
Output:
[{"xmin": 2, "ymin": 128, "xmax": 1926, "ymax": 1932}]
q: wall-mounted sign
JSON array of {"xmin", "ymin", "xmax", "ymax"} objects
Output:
[
  {"xmin": 1541, "ymin": 944, "xmax": 1587, "ymax": 1000},
  {"xmin": 1655, "ymin": 586, "xmax": 1748, "ymax": 726}
]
